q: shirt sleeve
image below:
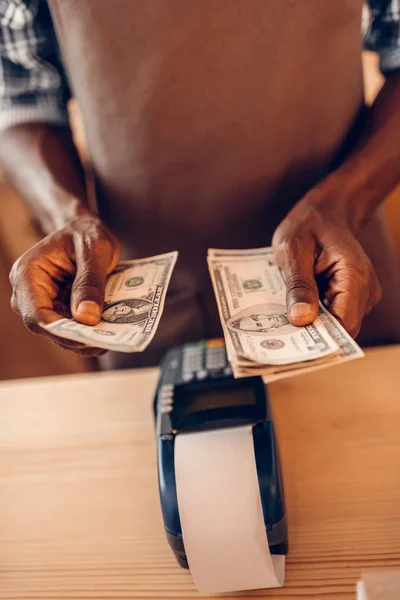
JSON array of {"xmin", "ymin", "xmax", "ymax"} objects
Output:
[
  {"xmin": 365, "ymin": 1, "xmax": 400, "ymax": 74},
  {"xmin": 0, "ymin": 0, "xmax": 71, "ymax": 132}
]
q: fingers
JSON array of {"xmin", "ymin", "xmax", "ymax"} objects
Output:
[
  {"xmin": 36, "ymin": 309, "xmax": 107, "ymax": 356},
  {"xmin": 10, "ymin": 260, "xmax": 106, "ymax": 355},
  {"xmin": 70, "ymin": 239, "xmax": 114, "ymax": 326},
  {"xmin": 12, "ymin": 296, "xmax": 106, "ymax": 356},
  {"xmin": 325, "ymin": 261, "xmax": 382, "ymax": 338},
  {"xmin": 10, "ymin": 217, "xmax": 121, "ymax": 356},
  {"xmin": 272, "ymin": 197, "xmax": 383, "ymax": 338},
  {"xmin": 50, "ymin": 340, "xmax": 108, "ymax": 357},
  {"xmin": 10, "ymin": 280, "xmax": 91, "ymax": 349},
  {"xmin": 273, "ymin": 235, "xmax": 320, "ymax": 327},
  {"xmin": 10, "ymin": 263, "xmax": 62, "ymax": 335}
]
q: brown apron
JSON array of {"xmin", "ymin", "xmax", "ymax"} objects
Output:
[{"xmin": 48, "ymin": 0, "xmax": 400, "ymax": 367}]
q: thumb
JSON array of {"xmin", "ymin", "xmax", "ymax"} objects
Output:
[
  {"xmin": 70, "ymin": 247, "xmax": 111, "ymax": 326},
  {"xmin": 276, "ymin": 238, "xmax": 319, "ymax": 327}
]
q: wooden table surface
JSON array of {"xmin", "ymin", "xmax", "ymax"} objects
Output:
[{"xmin": 1, "ymin": 346, "xmax": 400, "ymax": 600}]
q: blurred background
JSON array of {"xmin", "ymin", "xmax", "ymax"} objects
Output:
[{"xmin": 0, "ymin": 51, "xmax": 399, "ymax": 381}]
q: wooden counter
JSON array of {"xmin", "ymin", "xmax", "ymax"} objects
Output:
[{"xmin": 1, "ymin": 346, "xmax": 400, "ymax": 599}]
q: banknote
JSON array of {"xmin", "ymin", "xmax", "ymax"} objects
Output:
[
  {"xmin": 43, "ymin": 251, "xmax": 178, "ymax": 352},
  {"xmin": 207, "ymin": 247, "xmax": 363, "ymax": 382},
  {"xmin": 232, "ymin": 303, "xmax": 363, "ymax": 380}
]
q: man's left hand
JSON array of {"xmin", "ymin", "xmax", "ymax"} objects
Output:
[{"xmin": 272, "ymin": 190, "xmax": 382, "ymax": 338}]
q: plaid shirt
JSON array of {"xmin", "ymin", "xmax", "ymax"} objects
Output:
[{"xmin": 0, "ymin": 0, "xmax": 398, "ymax": 133}]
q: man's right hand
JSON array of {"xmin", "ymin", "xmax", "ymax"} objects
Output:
[{"xmin": 9, "ymin": 208, "xmax": 120, "ymax": 356}]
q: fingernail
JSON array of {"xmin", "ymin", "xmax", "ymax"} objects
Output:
[
  {"xmin": 76, "ymin": 301, "xmax": 101, "ymax": 319},
  {"xmin": 290, "ymin": 302, "xmax": 313, "ymax": 319}
]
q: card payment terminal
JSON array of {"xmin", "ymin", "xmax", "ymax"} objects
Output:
[{"xmin": 154, "ymin": 339, "xmax": 288, "ymax": 568}]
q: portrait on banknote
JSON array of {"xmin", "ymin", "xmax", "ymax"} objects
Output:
[
  {"xmin": 101, "ymin": 298, "xmax": 151, "ymax": 325},
  {"xmin": 226, "ymin": 303, "xmax": 297, "ymax": 336}
]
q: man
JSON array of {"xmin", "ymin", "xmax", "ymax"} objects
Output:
[{"xmin": 1, "ymin": 1, "xmax": 400, "ymax": 368}]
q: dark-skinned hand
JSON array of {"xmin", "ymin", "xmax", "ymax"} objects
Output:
[
  {"xmin": 10, "ymin": 208, "xmax": 120, "ymax": 356},
  {"xmin": 272, "ymin": 190, "xmax": 382, "ymax": 338}
]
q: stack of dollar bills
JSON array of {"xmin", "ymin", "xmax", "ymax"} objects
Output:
[{"xmin": 207, "ymin": 247, "xmax": 364, "ymax": 383}]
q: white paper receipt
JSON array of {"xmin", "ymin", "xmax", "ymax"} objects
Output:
[{"xmin": 174, "ymin": 425, "xmax": 285, "ymax": 594}]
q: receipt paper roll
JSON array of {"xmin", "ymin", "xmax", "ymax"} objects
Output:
[{"xmin": 174, "ymin": 425, "xmax": 285, "ymax": 594}]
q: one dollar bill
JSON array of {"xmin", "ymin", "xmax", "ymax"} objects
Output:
[
  {"xmin": 207, "ymin": 247, "xmax": 363, "ymax": 382},
  {"xmin": 43, "ymin": 251, "xmax": 178, "ymax": 352}
]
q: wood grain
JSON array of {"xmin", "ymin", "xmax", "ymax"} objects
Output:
[{"xmin": 1, "ymin": 347, "xmax": 400, "ymax": 599}]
